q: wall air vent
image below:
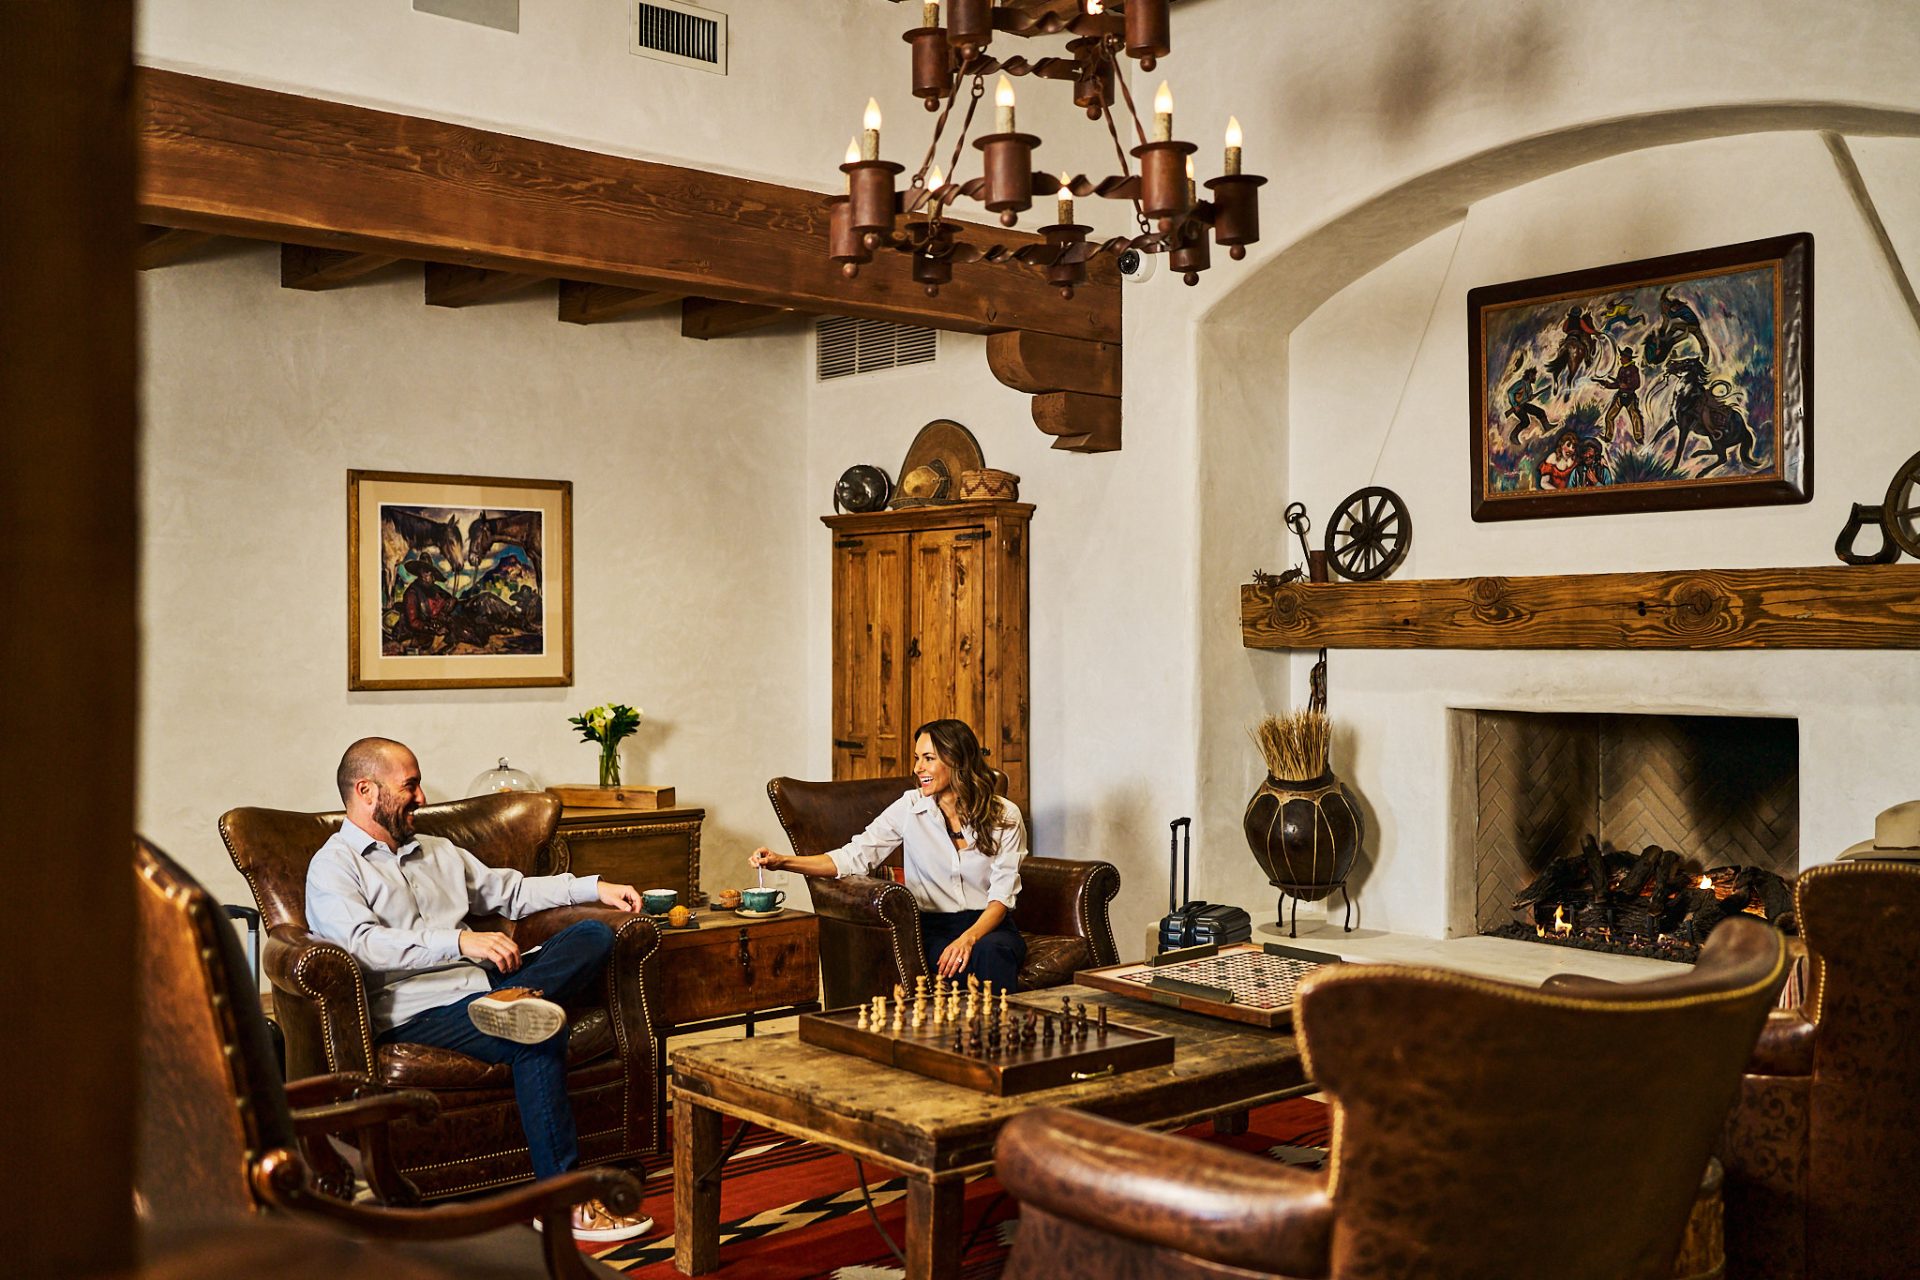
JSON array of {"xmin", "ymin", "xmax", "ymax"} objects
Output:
[
  {"xmin": 816, "ymin": 316, "xmax": 940, "ymax": 382},
  {"xmin": 631, "ymin": 1, "xmax": 727, "ymax": 74}
]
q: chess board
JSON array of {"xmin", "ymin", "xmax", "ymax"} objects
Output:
[
  {"xmin": 797, "ymin": 993, "xmax": 1174, "ymax": 1096},
  {"xmin": 1076, "ymin": 941, "xmax": 1343, "ymax": 1028}
]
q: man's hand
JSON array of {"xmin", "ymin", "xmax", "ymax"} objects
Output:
[
  {"xmin": 749, "ymin": 846, "xmax": 787, "ymax": 872},
  {"xmin": 597, "ymin": 881, "xmax": 642, "ymax": 912},
  {"xmin": 460, "ymin": 929, "xmax": 521, "ymax": 973}
]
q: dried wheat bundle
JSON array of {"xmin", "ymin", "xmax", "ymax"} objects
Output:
[{"xmin": 1251, "ymin": 709, "xmax": 1331, "ymax": 781}]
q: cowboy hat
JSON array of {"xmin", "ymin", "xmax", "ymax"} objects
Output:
[{"xmin": 1837, "ymin": 799, "xmax": 1920, "ymax": 860}]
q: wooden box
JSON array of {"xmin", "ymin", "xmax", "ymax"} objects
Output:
[
  {"xmin": 550, "ymin": 806, "xmax": 705, "ymax": 905},
  {"xmin": 547, "ymin": 783, "xmax": 675, "ymax": 810},
  {"xmin": 797, "ymin": 997, "xmax": 1174, "ymax": 1095},
  {"xmin": 655, "ymin": 911, "xmax": 820, "ymax": 1027}
]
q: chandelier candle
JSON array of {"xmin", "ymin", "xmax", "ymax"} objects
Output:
[
  {"xmin": 922, "ymin": 0, "xmax": 938, "ymax": 27},
  {"xmin": 1057, "ymin": 173, "xmax": 1074, "ymax": 226},
  {"xmin": 1225, "ymin": 116, "xmax": 1244, "ymax": 176},
  {"xmin": 995, "ymin": 74, "xmax": 1016, "ymax": 133},
  {"xmin": 1152, "ymin": 81, "xmax": 1174, "ymax": 142},
  {"xmin": 861, "ymin": 97, "xmax": 882, "ymax": 161}
]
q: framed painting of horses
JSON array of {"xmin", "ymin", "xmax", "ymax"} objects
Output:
[
  {"xmin": 1468, "ymin": 233, "xmax": 1811, "ymax": 521},
  {"xmin": 347, "ymin": 470, "xmax": 573, "ymax": 690}
]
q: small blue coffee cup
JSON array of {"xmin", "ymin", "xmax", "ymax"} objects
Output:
[
  {"xmin": 641, "ymin": 888, "xmax": 678, "ymax": 915},
  {"xmin": 740, "ymin": 887, "xmax": 786, "ymax": 913}
]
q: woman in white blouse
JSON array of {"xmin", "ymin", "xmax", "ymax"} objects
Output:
[{"xmin": 751, "ymin": 718, "xmax": 1029, "ymax": 989}]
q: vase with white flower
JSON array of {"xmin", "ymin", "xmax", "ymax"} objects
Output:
[{"xmin": 569, "ymin": 703, "xmax": 643, "ymax": 788}]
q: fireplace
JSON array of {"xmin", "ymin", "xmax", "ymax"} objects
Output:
[{"xmin": 1454, "ymin": 709, "xmax": 1798, "ymax": 960}]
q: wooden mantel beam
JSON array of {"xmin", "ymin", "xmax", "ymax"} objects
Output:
[{"xmin": 136, "ymin": 69, "xmax": 1118, "ymax": 344}]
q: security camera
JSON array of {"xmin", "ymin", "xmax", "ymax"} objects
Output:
[{"xmin": 1117, "ymin": 247, "xmax": 1157, "ymax": 284}]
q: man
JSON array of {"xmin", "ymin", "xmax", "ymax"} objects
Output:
[
  {"xmin": 306, "ymin": 737, "xmax": 653, "ymax": 1242},
  {"xmin": 1596, "ymin": 345, "xmax": 1645, "ymax": 443}
]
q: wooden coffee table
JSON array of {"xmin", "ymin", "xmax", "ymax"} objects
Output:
[{"xmin": 669, "ymin": 983, "xmax": 1309, "ymax": 1280}]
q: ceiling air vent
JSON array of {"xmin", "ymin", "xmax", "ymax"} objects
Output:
[
  {"xmin": 631, "ymin": 1, "xmax": 727, "ymax": 75},
  {"xmin": 816, "ymin": 317, "xmax": 939, "ymax": 382}
]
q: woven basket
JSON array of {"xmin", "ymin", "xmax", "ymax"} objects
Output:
[{"xmin": 956, "ymin": 468, "xmax": 1020, "ymax": 501}]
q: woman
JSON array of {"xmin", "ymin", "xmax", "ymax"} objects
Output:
[{"xmin": 751, "ymin": 718, "xmax": 1028, "ymax": 989}]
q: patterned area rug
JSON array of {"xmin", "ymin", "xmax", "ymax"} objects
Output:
[{"xmin": 589, "ymin": 1096, "xmax": 1330, "ymax": 1278}]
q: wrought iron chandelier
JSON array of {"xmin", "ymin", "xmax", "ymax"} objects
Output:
[{"xmin": 829, "ymin": 0, "xmax": 1266, "ymax": 297}]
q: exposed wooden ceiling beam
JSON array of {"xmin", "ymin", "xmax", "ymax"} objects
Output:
[
  {"xmin": 423, "ymin": 263, "xmax": 544, "ymax": 308},
  {"xmin": 987, "ymin": 330, "xmax": 1121, "ymax": 397},
  {"xmin": 558, "ymin": 281, "xmax": 683, "ymax": 325},
  {"xmin": 136, "ymin": 69, "xmax": 1118, "ymax": 344},
  {"xmin": 279, "ymin": 244, "xmax": 401, "ymax": 290},
  {"xmin": 681, "ymin": 298, "xmax": 804, "ymax": 340},
  {"xmin": 137, "ymin": 225, "xmax": 217, "ymax": 270}
]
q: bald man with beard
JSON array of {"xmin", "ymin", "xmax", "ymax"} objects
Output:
[{"xmin": 305, "ymin": 737, "xmax": 655, "ymax": 1242}]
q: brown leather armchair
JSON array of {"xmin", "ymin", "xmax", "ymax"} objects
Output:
[
  {"xmin": 218, "ymin": 792, "xmax": 662, "ymax": 1201},
  {"xmin": 995, "ymin": 917, "xmax": 1789, "ymax": 1280},
  {"xmin": 1716, "ymin": 861, "xmax": 1920, "ymax": 1280},
  {"xmin": 765, "ymin": 775, "xmax": 1120, "ymax": 1008},
  {"xmin": 136, "ymin": 836, "xmax": 639, "ymax": 1279}
]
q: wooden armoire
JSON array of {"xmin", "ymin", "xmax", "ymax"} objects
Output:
[{"xmin": 824, "ymin": 500, "xmax": 1032, "ymax": 815}]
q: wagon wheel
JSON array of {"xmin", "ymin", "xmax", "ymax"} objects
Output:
[
  {"xmin": 1323, "ymin": 486, "xmax": 1411, "ymax": 581},
  {"xmin": 1883, "ymin": 449, "xmax": 1920, "ymax": 560}
]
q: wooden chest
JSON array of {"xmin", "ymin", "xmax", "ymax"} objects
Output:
[
  {"xmin": 655, "ymin": 911, "xmax": 821, "ymax": 1027},
  {"xmin": 550, "ymin": 806, "xmax": 705, "ymax": 904}
]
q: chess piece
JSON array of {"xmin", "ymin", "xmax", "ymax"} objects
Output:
[
  {"xmin": 873, "ymin": 996, "xmax": 886, "ymax": 1028},
  {"xmin": 915, "ymin": 974, "xmax": 927, "ymax": 998},
  {"xmin": 1000, "ymin": 989, "xmax": 1010, "ymax": 1022},
  {"xmin": 891, "ymin": 1001, "xmax": 903, "ymax": 1032},
  {"xmin": 894, "ymin": 983, "xmax": 906, "ymax": 1006},
  {"xmin": 952, "ymin": 1027, "xmax": 963, "ymax": 1053},
  {"xmin": 856, "ymin": 1005, "xmax": 869, "ymax": 1030},
  {"xmin": 1097, "ymin": 1005, "xmax": 1108, "ymax": 1038},
  {"xmin": 912, "ymin": 1004, "xmax": 925, "ymax": 1030},
  {"xmin": 1042, "ymin": 1014, "xmax": 1054, "ymax": 1046},
  {"xmin": 1077, "ymin": 1003, "xmax": 1089, "ymax": 1041}
]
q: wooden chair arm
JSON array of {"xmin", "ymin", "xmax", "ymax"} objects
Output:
[
  {"xmin": 281, "ymin": 1071, "xmax": 373, "ymax": 1109},
  {"xmin": 290, "ymin": 1088, "xmax": 440, "ymax": 1137},
  {"xmin": 995, "ymin": 1108, "xmax": 1333, "ymax": 1276},
  {"xmin": 252, "ymin": 1149, "xmax": 641, "ymax": 1280}
]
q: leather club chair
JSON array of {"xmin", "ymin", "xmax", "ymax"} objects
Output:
[
  {"xmin": 765, "ymin": 775, "xmax": 1120, "ymax": 1008},
  {"xmin": 135, "ymin": 836, "xmax": 638, "ymax": 1279},
  {"xmin": 995, "ymin": 917, "xmax": 1788, "ymax": 1280},
  {"xmin": 218, "ymin": 791, "xmax": 662, "ymax": 1201},
  {"xmin": 1716, "ymin": 861, "xmax": 1920, "ymax": 1280}
]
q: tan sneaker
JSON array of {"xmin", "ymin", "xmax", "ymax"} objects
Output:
[
  {"xmin": 468, "ymin": 987, "xmax": 566, "ymax": 1044},
  {"xmin": 569, "ymin": 1199, "xmax": 655, "ymax": 1242}
]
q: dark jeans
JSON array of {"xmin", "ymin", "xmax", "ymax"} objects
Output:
[
  {"xmin": 378, "ymin": 920, "xmax": 614, "ymax": 1179},
  {"xmin": 921, "ymin": 908, "xmax": 1026, "ymax": 991}
]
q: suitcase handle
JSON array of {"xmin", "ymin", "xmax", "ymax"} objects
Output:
[{"xmin": 1169, "ymin": 816, "xmax": 1192, "ymax": 913}]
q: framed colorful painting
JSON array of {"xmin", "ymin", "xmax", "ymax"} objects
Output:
[
  {"xmin": 347, "ymin": 470, "xmax": 573, "ymax": 690},
  {"xmin": 1468, "ymin": 234, "xmax": 1812, "ymax": 521}
]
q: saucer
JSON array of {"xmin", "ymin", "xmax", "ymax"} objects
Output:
[{"xmin": 734, "ymin": 906, "xmax": 785, "ymax": 919}]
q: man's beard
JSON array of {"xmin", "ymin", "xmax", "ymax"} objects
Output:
[{"xmin": 373, "ymin": 787, "xmax": 418, "ymax": 843}]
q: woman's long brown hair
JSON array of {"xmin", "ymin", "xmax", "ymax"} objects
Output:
[{"xmin": 915, "ymin": 718, "xmax": 1002, "ymax": 858}]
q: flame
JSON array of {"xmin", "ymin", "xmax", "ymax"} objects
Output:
[
  {"xmin": 996, "ymin": 75, "xmax": 1017, "ymax": 109},
  {"xmin": 1225, "ymin": 115, "xmax": 1244, "ymax": 148},
  {"xmin": 1698, "ymin": 875, "xmax": 1713, "ymax": 890},
  {"xmin": 1155, "ymin": 81, "xmax": 1174, "ymax": 116},
  {"xmin": 926, "ymin": 163, "xmax": 946, "ymax": 191},
  {"xmin": 1185, "ymin": 155, "xmax": 1196, "ymax": 179},
  {"xmin": 1552, "ymin": 905, "xmax": 1572, "ymax": 936},
  {"xmin": 864, "ymin": 98, "xmax": 883, "ymax": 132},
  {"xmin": 844, "ymin": 137, "xmax": 862, "ymax": 166},
  {"xmin": 1086, "ymin": 0, "xmax": 1104, "ymax": 13}
]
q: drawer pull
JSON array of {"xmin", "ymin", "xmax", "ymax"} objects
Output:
[
  {"xmin": 1069, "ymin": 1066, "xmax": 1115, "ymax": 1082},
  {"xmin": 738, "ymin": 930, "xmax": 754, "ymax": 985}
]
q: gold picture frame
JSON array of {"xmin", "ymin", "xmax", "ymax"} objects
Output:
[{"xmin": 347, "ymin": 469, "xmax": 573, "ymax": 690}]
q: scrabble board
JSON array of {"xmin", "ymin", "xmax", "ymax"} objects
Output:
[
  {"xmin": 797, "ymin": 989, "xmax": 1174, "ymax": 1096},
  {"xmin": 1075, "ymin": 941, "xmax": 1343, "ymax": 1029}
]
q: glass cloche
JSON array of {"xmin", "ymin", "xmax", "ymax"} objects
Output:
[{"xmin": 468, "ymin": 757, "xmax": 538, "ymax": 797}]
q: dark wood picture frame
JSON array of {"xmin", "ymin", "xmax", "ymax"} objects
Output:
[
  {"xmin": 1468, "ymin": 233, "xmax": 1812, "ymax": 522},
  {"xmin": 347, "ymin": 469, "xmax": 573, "ymax": 690}
]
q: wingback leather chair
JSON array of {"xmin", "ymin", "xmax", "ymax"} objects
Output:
[
  {"xmin": 995, "ymin": 917, "xmax": 1788, "ymax": 1280},
  {"xmin": 1715, "ymin": 861, "xmax": 1920, "ymax": 1280},
  {"xmin": 218, "ymin": 791, "xmax": 662, "ymax": 1201},
  {"xmin": 136, "ymin": 836, "xmax": 639, "ymax": 1279},
  {"xmin": 765, "ymin": 776, "xmax": 1120, "ymax": 1008}
]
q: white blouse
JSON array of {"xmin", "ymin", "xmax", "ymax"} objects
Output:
[{"xmin": 826, "ymin": 789, "xmax": 1027, "ymax": 914}]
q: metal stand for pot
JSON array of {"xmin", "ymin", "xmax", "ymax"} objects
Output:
[{"xmin": 1275, "ymin": 881, "xmax": 1355, "ymax": 938}]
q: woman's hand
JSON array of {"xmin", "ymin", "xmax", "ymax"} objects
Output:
[
  {"xmin": 937, "ymin": 932, "xmax": 975, "ymax": 978},
  {"xmin": 749, "ymin": 846, "xmax": 787, "ymax": 872}
]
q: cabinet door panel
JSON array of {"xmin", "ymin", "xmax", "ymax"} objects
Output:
[
  {"xmin": 908, "ymin": 528, "xmax": 988, "ymax": 741},
  {"xmin": 832, "ymin": 534, "xmax": 909, "ymax": 779}
]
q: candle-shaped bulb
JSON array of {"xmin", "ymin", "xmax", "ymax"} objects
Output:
[
  {"xmin": 1224, "ymin": 115, "xmax": 1244, "ymax": 176},
  {"xmin": 995, "ymin": 74, "xmax": 1017, "ymax": 134},
  {"xmin": 844, "ymin": 137, "xmax": 862, "ymax": 166},
  {"xmin": 1185, "ymin": 154, "xmax": 1196, "ymax": 202},
  {"xmin": 1057, "ymin": 172, "xmax": 1074, "ymax": 225},
  {"xmin": 926, "ymin": 163, "xmax": 946, "ymax": 192},
  {"xmin": 923, "ymin": 1, "xmax": 940, "ymax": 27},
  {"xmin": 1086, "ymin": 0, "xmax": 1104, "ymax": 13},
  {"xmin": 1153, "ymin": 81, "xmax": 1174, "ymax": 142},
  {"xmin": 862, "ymin": 97, "xmax": 883, "ymax": 160}
]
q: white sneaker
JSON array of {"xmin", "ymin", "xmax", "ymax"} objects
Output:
[
  {"xmin": 467, "ymin": 987, "xmax": 566, "ymax": 1044},
  {"xmin": 531, "ymin": 1199, "xmax": 652, "ymax": 1242}
]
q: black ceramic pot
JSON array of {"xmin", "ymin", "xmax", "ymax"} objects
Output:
[
  {"xmin": 1243, "ymin": 770, "xmax": 1363, "ymax": 903},
  {"xmin": 834, "ymin": 464, "xmax": 893, "ymax": 513}
]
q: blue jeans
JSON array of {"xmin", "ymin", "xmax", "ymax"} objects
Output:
[
  {"xmin": 921, "ymin": 909, "xmax": 1026, "ymax": 991},
  {"xmin": 378, "ymin": 920, "xmax": 614, "ymax": 1179}
]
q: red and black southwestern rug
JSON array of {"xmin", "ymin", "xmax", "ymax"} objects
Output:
[{"xmin": 586, "ymin": 1096, "xmax": 1330, "ymax": 1279}]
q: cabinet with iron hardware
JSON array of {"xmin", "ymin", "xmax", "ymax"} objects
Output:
[{"xmin": 824, "ymin": 501, "xmax": 1032, "ymax": 814}]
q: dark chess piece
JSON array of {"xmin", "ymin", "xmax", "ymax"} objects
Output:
[
  {"xmin": 1076, "ymin": 1002, "xmax": 1089, "ymax": 1041},
  {"xmin": 1042, "ymin": 1014, "xmax": 1054, "ymax": 1046},
  {"xmin": 951, "ymin": 1027, "xmax": 963, "ymax": 1053},
  {"xmin": 1060, "ymin": 995, "xmax": 1072, "ymax": 1020},
  {"xmin": 1097, "ymin": 1005, "xmax": 1108, "ymax": 1038}
]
